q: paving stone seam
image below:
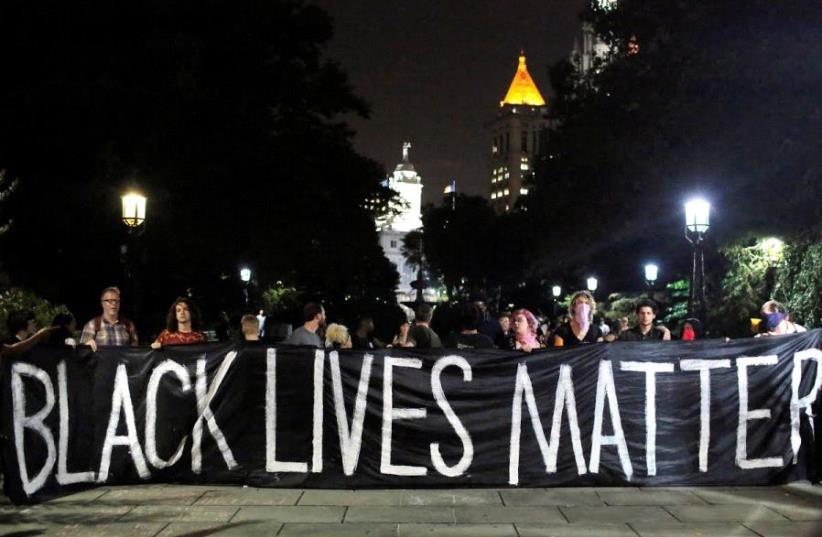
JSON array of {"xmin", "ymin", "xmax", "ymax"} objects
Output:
[
  {"xmin": 341, "ymin": 505, "xmax": 349, "ymax": 523},
  {"xmin": 659, "ymin": 505, "xmax": 680, "ymax": 523},
  {"xmin": 624, "ymin": 522, "xmax": 644, "ymax": 537},
  {"xmin": 556, "ymin": 505, "xmax": 570, "ymax": 523},
  {"xmin": 150, "ymin": 522, "xmax": 171, "ymax": 537},
  {"xmin": 498, "ymin": 490, "xmax": 507, "ymax": 506},
  {"xmin": 294, "ymin": 490, "xmax": 305, "ymax": 506},
  {"xmin": 739, "ymin": 522, "xmax": 768, "ymax": 537}
]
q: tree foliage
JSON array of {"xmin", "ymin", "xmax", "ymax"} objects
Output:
[
  {"xmin": 0, "ymin": 0, "xmax": 397, "ymax": 323},
  {"xmin": 775, "ymin": 231, "xmax": 822, "ymax": 329},
  {"xmin": 527, "ymin": 0, "xmax": 822, "ymax": 290},
  {"xmin": 0, "ymin": 274, "xmax": 70, "ymax": 339}
]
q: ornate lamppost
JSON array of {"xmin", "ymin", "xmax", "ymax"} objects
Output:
[
  {"xmin": 121, "ymin": 191, "xmax": 147, "ymax": 320},
  {"xmin": 586, "ymin": 276, "xmax": 598, "ymax": 294},
  {"xmin": 684, "ymin": 198, "xmax": 710, "ymax": 324}
]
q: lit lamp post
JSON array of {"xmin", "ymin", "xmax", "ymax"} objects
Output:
[
  {"xmin": 644, "ymin": 263, "xmax": 659, "ymax": 287},
  {"xmin": 121, "ymin": 192, "xmax": 147, "ymax": 231},
  {"xmin": 586, "ymin": 276, "xmax": 598, "ymax": 294},
  {"xmin": 552, "ymin": 285, "xmax": 561, "ymax": 299},
  {"xmin": 684, "ymin": 198, "xmax": 710, "ymax": 324},
  {"xmin": 240, "ymin": 267, "xmax": 252, "ymax": 308},
  {"xmin": 121, "ymin": 192, "xmax": 147, "ymax": 321}
]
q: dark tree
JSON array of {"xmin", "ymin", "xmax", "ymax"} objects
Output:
[
  {"xmin": 0, "ymin": 0, "xmax": 398, "ymax": 325},
  {"xmin": 527, "ymin": 0, "xmax": 822, "ymax": 291}
]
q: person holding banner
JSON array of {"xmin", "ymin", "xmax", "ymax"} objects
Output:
[
  {"xmin": 150, "ymin": 297, "xmax": 207, "ymax": 348},
  {"xmin": 79, "ymin": 286, "xmax": 138, "ymax": 350},
  {"xmin": 758, "ymin": 300, "xmax": 806, "ymax": 336},
  {"xmin": 503, "ymin": 308, "xmax": 543, "ymax": 352},
  {"xmin": 619, "ymin": 299, "xmax": 671, "ymax": 341},
  {"xmin": 551, "ymin": 291, "xmax": 602, "ymax": 347}
]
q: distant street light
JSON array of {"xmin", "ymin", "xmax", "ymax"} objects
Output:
[
  {"xmin": 684, "ymin": 198, "xmax": 710, "ymax": 324},
  {"xmin": 644, "ymin": 263, "xmax": 659, "ymax": 286},
  {"xmin": 552, "ymin": 285, "xmax": 561, "ymax": 298},
  {"xmin": 240, "ymin": 267, "xmax": 252, "ymax": 308},
  {"xmin": 586, "ymin": 277, "xmax": 598, "ymax": 293},
  {"xmin": 121, "ymin": 192, "xmax": 147, "ymax": 230}
]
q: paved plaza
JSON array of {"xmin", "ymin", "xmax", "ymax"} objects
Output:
[{"xmin": 2, "ymin": 483, "xmax": 822, "ymax": 536}]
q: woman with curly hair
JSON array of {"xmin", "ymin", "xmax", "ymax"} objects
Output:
[
  {"xmin": 551, "ymin": 291, "xmax": 602, "ymax": 347},
  {"xmin": 150, "ymin": 297, "xmax": 207, "ymax": 349}
]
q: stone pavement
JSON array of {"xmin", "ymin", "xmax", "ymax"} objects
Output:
[{"xmin": 2, "ymin": 484, "xmax": 822, "ymax": 536}]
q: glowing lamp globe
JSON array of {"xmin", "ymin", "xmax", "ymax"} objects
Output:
[
  {"xmin": 685, "ymin": 198, "xmax": 710, "ymax": 234},
  {"xmin": 121, "ymin": 192, "xmax": 146, "ymax": 228}
]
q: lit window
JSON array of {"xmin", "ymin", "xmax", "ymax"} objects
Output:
[
  {"xmin": 491, "ymin": 192, "xmax": 497, "ymax": 199},
  {"xmin": 503, "ymin": 188, "xmax": 509, "ymax": 196},
  {"xmin": 520, "ymin": 188, "xmax": 529, "ymax": 195},
  {"xmin": 520, "ymin": 164, "xmax": 529, "ymax": 171}
]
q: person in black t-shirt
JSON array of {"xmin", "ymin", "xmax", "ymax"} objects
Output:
[
  {"xmin": 551, "ymin": 291, "xmax": 602, "ymax": 347},
  {"xmin": 351, "ymin": 316, "xmax": 384, "ymax": 350},
  {"xmin": 444, "ymin": 303, "xmax": 495, "ymax": 349},
  {"xmin": 619, "ymin": 299, "xmax": 671, "ymax": 341}
]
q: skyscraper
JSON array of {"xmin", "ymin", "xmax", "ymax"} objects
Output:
[{"xmin": 488, "ymin": 53, "xmax": 549, "ymax": 212}]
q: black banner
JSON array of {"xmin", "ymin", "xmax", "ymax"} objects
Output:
[{"xmin": 2, "ymin": 331, "xmax": 822, "ymax": 504}]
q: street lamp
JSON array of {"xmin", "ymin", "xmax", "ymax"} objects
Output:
[
  {"xmin": 120, "ymin": 191, "xmax": 147, "ymax": 323},
  {"xmin": 240, "ymin": 267, "xmax": 252, "ymax": 308},
  {"xmin": 644, "ymin": 263, "xmax": 659, "ymax": 286},
  {"xmin": 552, "ymin": 285, "xmax": 561, "ymax": 298},
  {"xmin": 121, "ymin": 192, "xmax": 147, "ymax": 231},
  {"xmin": 586, "ymin": 276, "xmax": 598, "ymax": 293},
  {"xmin": 684, "ymin": 198, "xmax": 710, "ymax": 324}
]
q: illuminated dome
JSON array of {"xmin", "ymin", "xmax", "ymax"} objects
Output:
[{"xmin": 500, "ymin": 53, "xmax": 546, "ymax": 107}]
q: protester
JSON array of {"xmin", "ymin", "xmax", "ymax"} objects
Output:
[
  {"xmin": 473, "ymin": 293, "xmax": 503, "ymax": 344},
  {"xmin": 444, "ymin": 303, "xmax": 495, "ymax": 349},
  {"xmin": 351, "ymin": 317, "xmax": 384, "ymax": 350},
  {"xmin": 80, "ymin": 287, "xmax": 138, "ymax": 350},
  {"xmin": 619, "ymin": 299, "xmax": 671, "ymax": 341},
  {"xmin": 240, "ymin": 314, "xmax": 260, "ymax": 342},
  {"xmin": 256, "ymin": 309, "xmax": 267, "ymax": 338},
  {"xmin": 390, "ymin": 320, "xmax": 416, "ymax": 348},
  {"xmin": 2, "ymin": 309, "xmax": 36, "ymax": 345},
  {"xmin": 325, "ymin": 323, "xmax": 352, "ymax": 349},
  {"xmin": 284, "ymin": 302, "xmax": 325, "ymax": 348},
  {"xmin": 409, "ymin": 303, "xmax": 442, "ymax": 349},
  {"xmin": 1, "ymin": 326, "xmax": 59, "ymax": 360},
  {"xmin": 508, "ymin": 308, "xmax": 542, "ymax": 352},
  {"xmin": 618, "ymin": 316, "xmax": 630, "ymax": 333},
  {"xmin": 150, "ymin": 297, "xmax": 207, "ymax": 348},
  {"xmin": 495, "ymin": 312, "xmax": 512, "ymax": 348},
  {"xmin": 596, "ymin": 316, "xmax": 611, "ymax": 337},
  {"xmin": 551, "ymin": 291, "xmax": 602, "ymax": 346},
  {"xmin": 758, "ymin": 300, "xmax": 806, "ymax": 336},
  {"xmin": 680, "ymin": 318, "xmax": 704, "ymax": 341},
  {"xmin": 50, "ymin": 312, "xmax": 78, "ymax": 346}
]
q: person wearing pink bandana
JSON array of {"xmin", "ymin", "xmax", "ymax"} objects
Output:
[
  {"xmin": 505, "ymin": 308, "xmax": 543, "ymax": 352},
  {"xmin": 551, "ymin": 291, "xmax": 602, "ymax": 347}
]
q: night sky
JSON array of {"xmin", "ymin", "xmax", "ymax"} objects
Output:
[{"xmin": 312, "ymin": 0, "xmax": 588, "ymax": 204}]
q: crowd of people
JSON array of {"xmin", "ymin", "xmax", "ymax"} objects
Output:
[{"xmin": 1, "ymin": 286, "xmax": 810, "ymax": 357}]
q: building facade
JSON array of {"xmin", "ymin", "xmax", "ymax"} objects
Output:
[
  {"xmin": 488, "ymin": 54, "xmax": 550, "ymax": 212},
  {"xmin": 376, "ymin": 143, "xmax": 423, "ymax": 303}
]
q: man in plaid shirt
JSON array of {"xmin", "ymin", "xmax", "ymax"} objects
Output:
[{"xmin": 79, "ymin": 287, "xmax": 139, "ymax": 350}]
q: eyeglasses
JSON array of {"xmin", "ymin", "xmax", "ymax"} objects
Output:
[{"xmin": 102, "ymin": 299, "xmax": 121, "ymax": 304}]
